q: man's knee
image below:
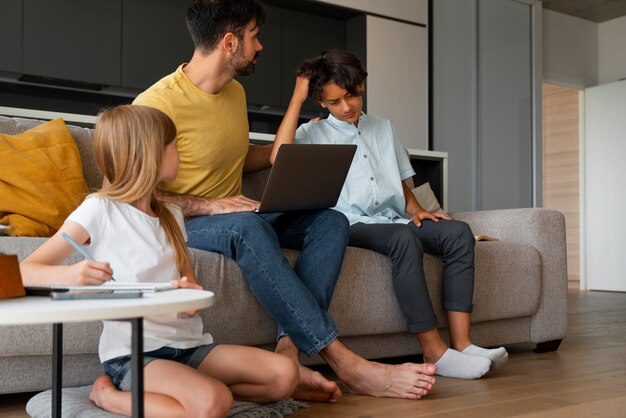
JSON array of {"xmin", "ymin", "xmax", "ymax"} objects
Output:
[{"xmin": 320, "ymin": 209, "xmax": 349, "ymax": 231}]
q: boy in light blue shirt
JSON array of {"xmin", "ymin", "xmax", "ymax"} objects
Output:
[{"xmin": 271, "ymin": 49, "xmax": 508, "ymax": 379}]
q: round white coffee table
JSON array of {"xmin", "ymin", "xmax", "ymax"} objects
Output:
[{"xmin": 0, "ymin": 289, "xmax": 214, "ymax": 418}]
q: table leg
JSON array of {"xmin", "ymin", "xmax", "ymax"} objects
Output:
[
  {"xmin": 52, "ymin": 323, "xmax": 62, "ymax": 418},
  {"xmin": 131, "ymin": 318, "xmax": 144, "ymax": 418}
]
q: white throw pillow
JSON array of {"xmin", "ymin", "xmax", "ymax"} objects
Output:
[{"xmin": 411, "ymin": 182, "xmax": 442, "ymax": 213}]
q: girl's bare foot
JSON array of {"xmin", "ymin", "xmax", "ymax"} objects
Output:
[{"xmin": 89, "ymin": 375, "xmax": 118, "ymax": 410}]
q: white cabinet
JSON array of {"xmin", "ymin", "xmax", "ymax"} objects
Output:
[
  {"xmin": 314, "ymin": 0, "xmax": 367, "ymax": 11},
  {"xmin": 367, "ymin": 0, "xmax": 427, "ymax": 24},
  {"xmin": 314, "ymin": 0, "xmax": 427, "ymax": 24},
  {"xmin": 584, "ymin": 80, "xmax": 626, "ymax": 292},
  {"xmin": 366, "ymin": 16, "xmax": 428, "ymax": 150}
]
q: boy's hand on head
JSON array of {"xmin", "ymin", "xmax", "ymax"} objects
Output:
[
  {"xmin": 412, "ymin": 210, "xmax": 452, "ymax": 228},
  {"xmin": 70, "ymin": 260, "xmax": 114, "ymax": 286},
  {"xmin": 292, "ymin": 76, "xmax": 310, "ymax": 104}
]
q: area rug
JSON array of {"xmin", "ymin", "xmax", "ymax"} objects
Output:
[{"xmin": 26, "ymin": 385, "xmax": 308, "ymax": 417}]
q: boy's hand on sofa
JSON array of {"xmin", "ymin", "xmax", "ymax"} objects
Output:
[{"xmin": 411, "ymin": 210, "xmax": 452, "ymax": 228}]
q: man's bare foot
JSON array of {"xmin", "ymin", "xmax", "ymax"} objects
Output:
[
  {"xmin": 292, "ymin": 364, "xmax": 342, "ymax": 402},
  {"xmin": 89, "ymin": 375, "xmax": 117, "ymax": 410},
  {"xmin": 276, "ymin": 337, "xmax": 342, "ymax": 402},
  {"xmin": 339, "ymin": 361, "xmax": 436, "ymax": 400}
]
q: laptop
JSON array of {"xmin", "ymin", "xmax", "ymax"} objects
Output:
[{"xmin": 257, "ymin": 144, "xmax": 357, "ymax": 213}]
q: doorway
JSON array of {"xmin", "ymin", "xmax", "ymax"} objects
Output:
[{"xmin": 542, "ymin": 83, "xmax": 581, "ymax": 289}]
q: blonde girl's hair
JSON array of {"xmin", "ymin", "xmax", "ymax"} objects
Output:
[{"xmin": 92, "ymin": 105, "xmax": 190, "ymax": 272}]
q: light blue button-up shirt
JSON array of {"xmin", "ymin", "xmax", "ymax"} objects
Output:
[{"xmin": 295, "ymin": 113, "xmax": 415, "ymax": 225}]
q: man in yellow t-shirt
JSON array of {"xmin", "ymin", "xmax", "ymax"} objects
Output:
[{"xmin": 134, "ymin": 0, "xmax": 436, "ymax": 403}]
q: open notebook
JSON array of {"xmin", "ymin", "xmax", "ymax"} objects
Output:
[{"xmin": 25, "ymin": 282, "xmax": 176, "ymax": 294}]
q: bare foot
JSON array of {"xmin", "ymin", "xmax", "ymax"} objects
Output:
[
  {"xmin": 292, "ymin": 364, "xmax": 342, "ymax": 403},
  {"xmin": 340, "ymin": 361, "xmax": 436, "ymax": 400},
  {"xmin": 89, "ymin": 375, "xmax": 117, "ymax": 409},
  {"xmin": 276, "ymin": 336, "xmax": 341, "ymax": 403}
]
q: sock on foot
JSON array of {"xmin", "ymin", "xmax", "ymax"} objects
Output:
[
  {"xmin": 434, "ymin": 348, "xmax": 491, "ymax": 379},
  {"xmin": 462, "ymin": 344, "xmax": 509, "ymax": 369}
]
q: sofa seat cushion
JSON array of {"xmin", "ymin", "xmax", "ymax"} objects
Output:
[
  {"xmin": 329, "ymin": 241, "xmax": 541, "ymax": 337},
  {"xmin": 0, "ymin": 238, "xmax": 540, "ymax": 356},
  {"xmin": 190, "ymin": 240, "xmax": 541, "ymax": 346}
]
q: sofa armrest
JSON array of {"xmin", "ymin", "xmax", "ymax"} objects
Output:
[{"xmin": 453, "ymin": 208, "xmax": 569, "ymax": 345}]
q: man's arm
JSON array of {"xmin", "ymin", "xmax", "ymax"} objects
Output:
[
  {"xmin": 243, "ymin": 143, "xmax": 273, "ymax": 173},
  {"xmin": 157, "ymin": 189, "xmax": 259, "ymax": 217}
]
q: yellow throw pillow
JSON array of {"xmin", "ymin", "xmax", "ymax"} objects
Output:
[{"xmin": 0, "ymin": 118, "xmax": 89, "ymax": 236}]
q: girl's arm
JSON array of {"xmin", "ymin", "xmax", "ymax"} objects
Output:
[
  {"xmin": 170, "ymin": 256, "xmax": 204, "ymax": 315},
  {"xmin": 402, "ymin": 181, "xmax": 451, "ymax": 228},
  {"xmin": 270, "ymin": 76, "xmax": 311, "ymax": 165},
  {"xmin": 20, "ymin": 220, "xmax": 114, "ymax": 286}
]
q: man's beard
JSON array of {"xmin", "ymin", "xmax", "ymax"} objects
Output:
[{"xmin": 232, "ymin": 50, "xmax": 259, "ymax": 76}]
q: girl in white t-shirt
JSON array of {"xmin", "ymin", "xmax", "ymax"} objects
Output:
[{"xmin": 21, "ymin": 105, "xmax": 298, "ymax": 418}]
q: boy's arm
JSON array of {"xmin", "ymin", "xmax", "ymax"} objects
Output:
[
  {"xmin": 270, "ymin": 76, "xmax": 311, "ymax": 165},
  {"xmin": 402, "ymin": 181, "xmax": 451, "ymax": 227}
]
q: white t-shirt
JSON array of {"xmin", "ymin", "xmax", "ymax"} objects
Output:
[{"xmin": 66, "ymin": 197, "xmax": 213, "ymax": 363}]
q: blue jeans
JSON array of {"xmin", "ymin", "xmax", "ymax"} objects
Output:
[
  {"xmin": 186, "ymin": 209, "xmax": 349, "ymax": 356},
  {"xmin": 103, "ymin": 344, "xmax": 217, "ymax": 391}
]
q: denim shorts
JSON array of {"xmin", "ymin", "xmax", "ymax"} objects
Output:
[{"xmin": 103, "ymin": 344, "xmax": 217, "ymax": 391}]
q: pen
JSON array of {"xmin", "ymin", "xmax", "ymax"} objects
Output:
[{"xmin": 61, "ymin": 232, "xmax": 116, "ymax": 281}]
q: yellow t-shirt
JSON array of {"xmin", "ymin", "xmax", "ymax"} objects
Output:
[{"xmin": 133, "ymin": 64, "xmax": 248, "ymax": 198}]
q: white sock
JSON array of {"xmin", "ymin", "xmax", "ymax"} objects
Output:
[
  {"xmin": 434, "ymin": 348, "xmax": 491, "ymax": 379},
  {"xmin": 462, "ymin": 344, "xmax": 509, "ymax": 369}
]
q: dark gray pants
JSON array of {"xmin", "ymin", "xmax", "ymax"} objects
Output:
[{"xmin": 348, "ymin": 219, "xmax": 475, "ymax": 333}]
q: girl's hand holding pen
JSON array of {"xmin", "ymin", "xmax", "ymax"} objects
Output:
[
  {"xmin": 61, "ymin": 231, "xmax": 115, "ymax": 284},
  {"xmin": 69, "ymin": 260, "xmax": 114, "ymax": 286}
]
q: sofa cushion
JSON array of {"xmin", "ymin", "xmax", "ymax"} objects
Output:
[
  {"xmin": 0, "ymin": 116, "xmax": 103, "ymax": 191},
  {"xmin": 0, "ymin": 118, "xmax": 89, "ymax": 236},
  {"xmin": 190, "ymin": 241, "xmax": 542, "ymax": 345}
]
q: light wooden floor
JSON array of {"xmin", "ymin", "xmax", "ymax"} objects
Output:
[{"xmin": 2, "ymin": 289, "xmax": 625, "ymax": 417}]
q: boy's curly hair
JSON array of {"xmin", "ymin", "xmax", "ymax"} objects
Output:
[{"xmin": 297, "ymin": 49, "xmax": 367, "ymax": 102}]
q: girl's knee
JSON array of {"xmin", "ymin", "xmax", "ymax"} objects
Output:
[
  {"xmin": 193, "ymin": 385, "xmax": 233, "ymax": 418},
  {"xmin": 266, "ymin": 357, "xmax": 299, "ymax": 400}
]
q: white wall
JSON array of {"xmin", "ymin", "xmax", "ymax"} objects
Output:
[
  {"xmin": 542, "ymin": 9, "xmax": 598, "ymax": 88},
  {"xmin": 584, "ymin": 80, "xmax": 626, "ymax": 292},
  {"xmin": 599, "ymin": 15, "xmax": 626, "ymax": 84},
  {"xmin": 366, "ymin": 15, "xmax": 428, "ymax": 150}
]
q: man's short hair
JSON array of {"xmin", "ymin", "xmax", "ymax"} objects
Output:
[
  {"xmin": 297, "ymin": 49, "xmax": 368, "ymax": 103},
  {"xmin": 186, "ymin": 0, "xmax": 265, "ymax": 53}
]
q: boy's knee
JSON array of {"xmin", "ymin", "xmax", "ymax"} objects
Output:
[
  {"xmin": 392, "ymin": 226, "xmax": 423, "ymax": 255},
  {"xmin": 443, "ymin": 220, "xmax": 474, "ymax": 246}
]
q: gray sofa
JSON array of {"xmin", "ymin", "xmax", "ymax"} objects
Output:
[{"xmin": 0, "ymin": 115, "xmax": 568, "ymax": 395}]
